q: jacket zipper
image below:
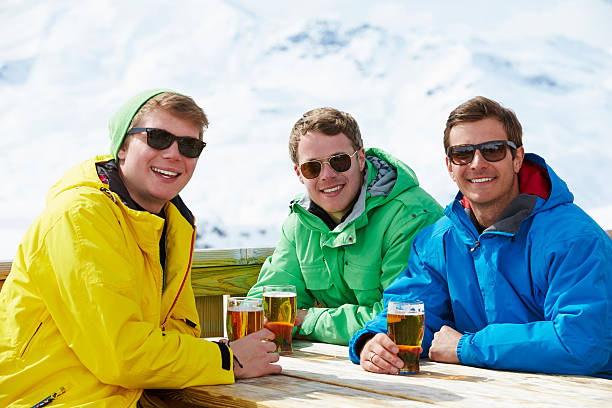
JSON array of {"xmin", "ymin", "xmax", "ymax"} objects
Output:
[{"xmin": 160, "ymin": 225, "xmax": 196, "ymax": 327}]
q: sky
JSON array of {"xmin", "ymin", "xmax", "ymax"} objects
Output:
[{"xmin": 1, "ymin": 0, "xmax": 611, "ymax": 259}]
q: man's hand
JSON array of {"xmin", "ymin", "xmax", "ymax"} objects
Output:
[
  {"xmin": 230, "ymin": 328, "xmax": 281, "ymax": 379},
  {"xmin": 359, "ymin": 333, "xmax": 405, "ymax": 375},
  {"xmin": 429, "ymin": 325, "xmax": 461, "ymax": 364},
  {"xmin": 295, "ymin": 308, "xmax": 308, "ymax": 327}
]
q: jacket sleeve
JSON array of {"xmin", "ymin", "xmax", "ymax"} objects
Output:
[
  {"xmin": 457, "ymin": 232, "xmax": 612, "ymax": 375},
  {"xmin": 247, "ymin": 217, "xmax": 315, "ymax": 307},
  {"xmin": 302, "ymin": 208, "xmax": 442, "ymax": 346},
  {"xmin": 349, "ymin": 225, "xmax": 453, "ymax": 363},
  {"xmin": 32, "ymin": 194, "xmax": 235, "ymax": 389}
]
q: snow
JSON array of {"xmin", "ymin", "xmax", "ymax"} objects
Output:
[{"xmin": 1, "ymin": 0, "xmax": 611, "ymax": 259}]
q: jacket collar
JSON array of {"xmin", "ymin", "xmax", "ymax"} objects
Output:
[
  {"xmin": 95, "ymin": 159, "xmax": 195, "ymax": 227},
  {"xmin": 449, "ymin": 153, "xmax": 568, "ymax": 236}
]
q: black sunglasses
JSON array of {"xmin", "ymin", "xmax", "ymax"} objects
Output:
[
  {"xmin": 446, "ymin": 140, "xmax": 517, "ymax": 166},
  {"xmin": 299, "ymin": 150, "xmax": 359, "ymax": 179},
  {"xmin": 127, "ymin": 127, "xmax": 206, "ymax": 158}
]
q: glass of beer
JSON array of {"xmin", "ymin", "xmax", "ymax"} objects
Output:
[
  {"xmin": 387, "ymin": 300, "xmax": 425, "ymax": 375},
  {"xmin": 226, "ymin": 297, "xmax": 263, "ymax": 342},
  {"xmin": 262, "ymin": 285, "xmax": 296, "ymax": 354}
]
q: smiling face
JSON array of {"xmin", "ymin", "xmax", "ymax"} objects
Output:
[
  {"xmin": 446, "ymin": 118, "xmax": 524, "ymax": 226},
  {"xmin": 295, "ymin": 131, "xmax": 365, "ymax": 223},
  {"xmin": 117, "ymin": 109, "xmax": 200, "ymax": 213}
]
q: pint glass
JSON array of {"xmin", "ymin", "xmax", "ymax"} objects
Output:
[
  {"xmin": 387, "ymin": 300, "xmax": 425, "ymax": 374},
  {"xmin": 226, "ymin": 297, "xmax": 263, "ymax": 342},
  {"xmin": 262, "ymin": 285, "xmax": 296, "ymax": 354}
]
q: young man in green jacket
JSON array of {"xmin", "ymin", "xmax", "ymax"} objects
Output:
[{"xmin": 247, "ymin": 107, "xmax": 443, "ymax": 345}]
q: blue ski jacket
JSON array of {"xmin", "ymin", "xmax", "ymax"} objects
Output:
[{"xmin": 349, "ymin": 153, "xmax": 612, "ymax": 377}]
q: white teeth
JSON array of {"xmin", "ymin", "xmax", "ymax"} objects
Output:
[
  {"xmin": 152, "ymin": 167, "xmax": 178, "ymax": 177},
  {"xmin": 323, "ymin": 186, "xmax": 342, "ymax": 193},
  {"xmin": 471, "ymin": 177, "xmax": 494, "ymax": 183}
]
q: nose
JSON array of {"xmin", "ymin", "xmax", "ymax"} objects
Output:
[
  {"xmin": 162, "ymin": 140, "xmax": 182, "ymax": 159},
  {"xmin": 469, "ymin": 149, "xmax": 488, "ymax": 168},
  {"xmin": 318, "ymin": 161, "xmax": 336, "ymax": 179}
]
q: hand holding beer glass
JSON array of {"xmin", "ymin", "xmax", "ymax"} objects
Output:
[
  {"xmin": 226, "ymin": 297, "xmax": 264, "ymax": 341},
  {"xmin": 387, "ymin": 300, "xmax": 425, "ymax": 374},
  {"xmin": 262, "ymin": 285, "xmax": 296, "ymax": 354}
]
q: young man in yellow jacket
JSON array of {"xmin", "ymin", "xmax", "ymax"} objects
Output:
[{"xmin": 0, "ymin": 89, "xmax": 280, "ymax": 407}]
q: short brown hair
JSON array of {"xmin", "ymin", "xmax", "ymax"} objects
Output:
[
  {"xmin": 443, "ymin": 96, "xmax": 522, "ymax": 152},
  {"xmin": 289, "ymin": 107, "xmax": 363, "ymax": 164},
  {"xmin": 131, "ymin": 92, "xmax": 208, "ymax": 139}
]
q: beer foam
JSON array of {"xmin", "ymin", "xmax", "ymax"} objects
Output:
[
  {"xmin": 263, "ymin": 291, "xmax": 297, "ymax": 298},
  {"xmin": 228, "ymin": 306, "xmax": 263, "ymax": 312},
  {"xmin": 388, "ymin": 302, "xmax": 424, "ymax": 315},
  {"xmin": 389, "ymin": 310, "xmax": 424, "ymax": 316}
]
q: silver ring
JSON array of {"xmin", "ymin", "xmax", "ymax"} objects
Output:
[{"xmin": 369, "ymin": 351, "xmax": 377, "ymax": 363}]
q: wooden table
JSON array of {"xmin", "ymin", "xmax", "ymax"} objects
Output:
[{"xmin": 150, "ymin": 340, "xmax": 611, "ymax": 408}]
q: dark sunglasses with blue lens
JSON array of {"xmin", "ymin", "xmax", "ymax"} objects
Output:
[{"xmin": 127, "ymin": 127, "xmax": 206, "ymax": 158}]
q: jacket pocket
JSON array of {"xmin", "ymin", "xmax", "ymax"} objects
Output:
[
  {"xmin": 18, "ymin": 311, "xmax": 49, "ymax": 359},
  {"xmin": 343, "ymin": 261, "xmax": 381, "ymax": 291},
  {"xmin": 301, "ymin": 264, "xmax": 332, "ymax": 291},
  {"xmin": 164, "ymin": 311, "xmax": 201, "ymax": 337}
]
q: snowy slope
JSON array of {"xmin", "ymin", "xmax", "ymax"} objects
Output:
[{"xmin": 1, "ymin": 0, "xmax": 611, "ymax": 258}]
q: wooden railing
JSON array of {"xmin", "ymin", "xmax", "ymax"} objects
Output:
[
  {"xmin": 0, "ymin": 247, "xmax": 274, "ymax": 337},
  {"xmin": 190, "ymin": 247, "xmax": 273, "ymax": 336},
  {"xmin": 2, "ymin": 231, "xmax": 612, "ymax": 335}
]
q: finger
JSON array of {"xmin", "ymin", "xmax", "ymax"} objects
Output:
[
  {"xmin": 378, "ymin": 335, "xmax": 399, "ymax": 354},
  {"xmin": 374, "ymin": 349, "xmax": 404, "ymax": 370},
  {"xmin": 362, "ymin": 356, "xmax": 397, "ymax": 375},
  {"xmin": 265, "ymin": 352, "xmax": 281, "ymax": 364},
  {"xmin": 258, "ymin": 362, "xmax": 282, "ymax": 377},
  {"xmin": 370, "ymin": 333, "xmax": 398, "ymax": 354},
  {"xmin": 259, "ymin": 339, "xmax": 278, "ymax": 353},
  {"xmin": 251, "ymin": 328, "xmax": 276, "ymax": 340},
  {"xmin": 374, "ymin": 351, "xmax": 402, "ymax": 374},
  {"xmin": 369, "ymin": 336, "xmax": 402, "ymax": 369},
  {"xmin": 266, "ymin": 363, "xmax": 283, "ymax": 375}
]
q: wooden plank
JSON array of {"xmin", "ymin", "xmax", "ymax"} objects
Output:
[
  {"xmin": 0, "ymin": 247, "xmax": 272, "ymax": 295},
  {"xmin": 0, "ymin": 260, "xmax": 10, "ymax": 292},
  {"xmin": 176, "ymin": 375, "xmax": 428, "ymax": 408},
  {"xmin": 192, "ymin": 248, "xmax": 274, "ymax": 268},
  {"xmin": 196, "ymin": 296, "xmax": 225, "ymax": 338},
  {"xmin": 276, "ymin": 342, "xmax": 612, "ymax": 408},
  {"xmin": 175, "ymin": 341, "xmax": 612, "ymax": 407},
  {"xmin": 191, "ymin": 265, "xmax": 263, "ymax": 297},
  {"xmin": 0, "ymin": 260, "xmax": 10, "ymax": 277}
]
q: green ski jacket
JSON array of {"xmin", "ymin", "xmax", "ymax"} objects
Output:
[{"xmin": 248, "ymin": 148, "xmax": 443, "ymax": 345}]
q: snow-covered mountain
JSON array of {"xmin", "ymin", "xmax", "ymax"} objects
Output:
[{"xmin": 1, "ymin": 0, "xmax": 611, "ymax": 258}]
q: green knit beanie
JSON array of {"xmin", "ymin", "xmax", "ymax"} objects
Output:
[{"xmin": 108, "ymin": 88, "xmax": 175, "ymax": 160}]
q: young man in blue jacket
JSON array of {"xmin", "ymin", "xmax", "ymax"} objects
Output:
[{"xmin": 349, "ymin": 96, "xmax": 612, "ymax": 377}]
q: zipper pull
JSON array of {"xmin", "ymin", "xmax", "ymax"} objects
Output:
[
  {"xmin": 30, "ymin": 387, "xmax": 66, "ymax": 408},
  {"xmin": 470, "ymin": 241, "xmax": 480, "ymax": 252}
]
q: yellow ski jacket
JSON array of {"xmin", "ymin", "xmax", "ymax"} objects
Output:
[{"xmin": 0, "ymin": 156, "xmax": 234, "ymax": 407}]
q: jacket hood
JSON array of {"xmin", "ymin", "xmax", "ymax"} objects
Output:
[
  {"xmin": 364, "ymin": 147, "xmax": 419, "ymax": 201},
  {"xmin": 447, "ymin": 153, "xmax": 574, "ymax": 235},
  {"xmin": 108, "ymin": 88, "xmax": 175, "ymax": 160},
  {"xmin": 46, "ymin": 155, "xmax": 195, "ymax": 226},
  {"xmin": 46, "ymin": 155, "xmax": 110, "ymax": 204}
]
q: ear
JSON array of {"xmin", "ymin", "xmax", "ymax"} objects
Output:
[
  {"xmin": 446, "ymin": 156, "xmax": 456, "ymax": 181},
  {"xmin": 294, "ymin": 164, "xmax": 304, "ymax": 184},
  {"xmin": 513, "ymin": 146, "xmax": 525, "ymax": 174},
  {"xmin": 357, "ymin": 148, "xmax": 366, "ymax": 171},
  {"xmin": 117, "ymin": 146, "xmax": 127, "ymax": 161}
]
